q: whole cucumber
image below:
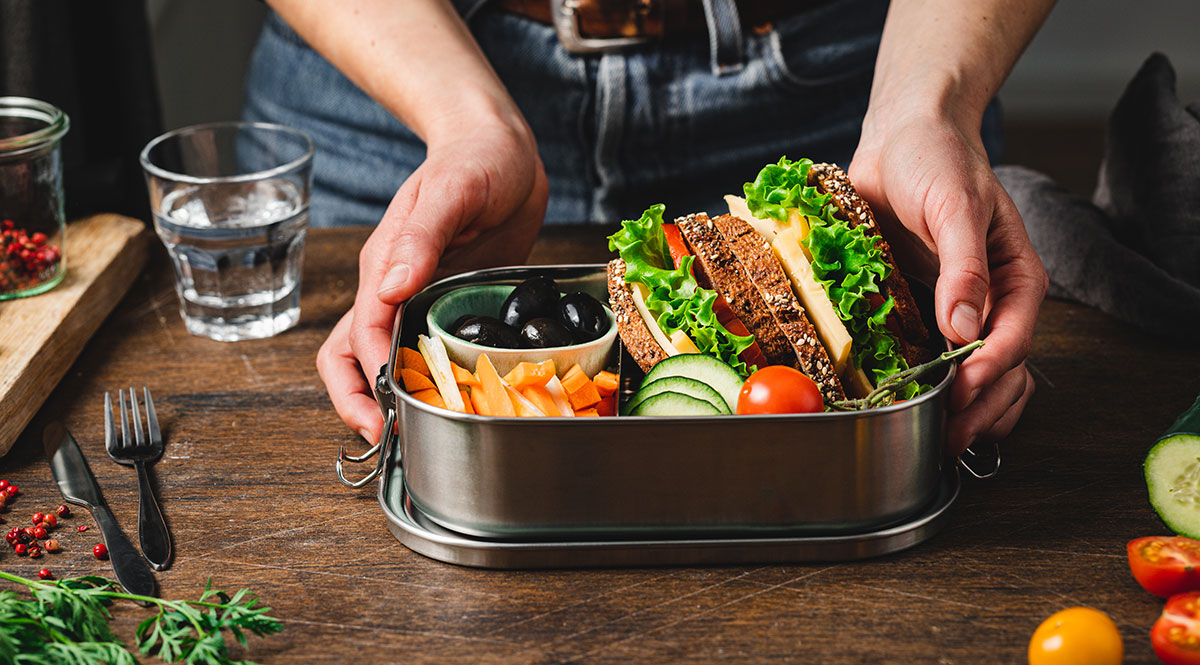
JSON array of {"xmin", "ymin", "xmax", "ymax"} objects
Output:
[{"xmin": 1145, "ymin": 392, "xmax": 1200, "ymax": 538}]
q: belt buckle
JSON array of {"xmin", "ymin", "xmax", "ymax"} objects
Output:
[{"xmin": 551, "ymin": 0, "xmax": 654, "ymax": 54}]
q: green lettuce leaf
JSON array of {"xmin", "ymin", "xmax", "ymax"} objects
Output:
[
  {"xmin": 743, "ymin": 157, "xmax": 835, "ymax": 223},
  {"xmin": 608, "ymin": 205, "xmax": 756, "ymax": 377},
  {"xmin": 744, "ymin": 157, "xmax": 922, "ymax": 398}
]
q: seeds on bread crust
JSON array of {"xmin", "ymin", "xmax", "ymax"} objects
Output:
[
  {"xmin": 607, "ymin": 259, "xmax": 669, "ymax": 373},
  {"xmin": 676, "ymin": 213, "xmax": 799, "ymax": 370},
  {"xmin": 677, "ymin": 213, "xmax": 846, "ymax": 402},
  {"xmin": 709, "ymin": 214, "xmax": 846, "ymax": 403}
]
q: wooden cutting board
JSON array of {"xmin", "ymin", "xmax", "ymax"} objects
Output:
[{"xmin": 0, "ymin": 214, "xmax": 148, "ymax": 456}]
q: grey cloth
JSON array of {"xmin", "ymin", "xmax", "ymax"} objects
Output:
[{"xmin": 997, "ymin": 53, "xmax": 1200, "ymax": 340}]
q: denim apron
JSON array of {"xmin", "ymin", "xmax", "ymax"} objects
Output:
[{"xmin": 242, "ymin": 0, "xmax": 1003, "ymax": 227}]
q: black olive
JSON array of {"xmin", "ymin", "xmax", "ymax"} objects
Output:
[
  {"xmin": 558, "ymin": 292, "xmax": 608, "ymax": 342},
  {"xmin": 519, "ymin": 317, "xmax": 575, "ymax": 348},
  {"xmin": 500, "ymin": 277, "xmax": 561, "ymax": 328},
  {"xmin": 449, "ymin": 314, "xmax": 475, "ymax": 333},
  {"xmin": 453, "ymin": 316, "xmax": 522, "ymax": 348}
]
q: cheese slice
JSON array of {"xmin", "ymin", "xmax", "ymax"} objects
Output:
[
  {"xmin": 630, "ymin": 282, "xmax": 680, "ymax": 356},
  {"xmin": 786, "ymin": 209, "xmax": 813, "ymax": 260},
  {"xmin": 727, "ymin": 196, "xmax": 854, "ymax": 376},
  {"xmin": 770, "ymin": 226, "xmax": 855, "ymax": 374},
  {"xmin": 727, "ymin": 195, "xmax": 879, "ymax": 398},
  {"xmin": 668, "ymin": 330, "xmax": 700, "ymax": 354}
]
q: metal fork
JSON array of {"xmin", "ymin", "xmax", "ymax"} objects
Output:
[{"xmin": 105, "ymin": 388, "xmax": 172, "ymax": 570}]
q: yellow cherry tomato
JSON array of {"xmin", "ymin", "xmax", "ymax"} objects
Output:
[{"xmin": 1028, "ymin": 607, "xmax": 1123, "ymax": 665}]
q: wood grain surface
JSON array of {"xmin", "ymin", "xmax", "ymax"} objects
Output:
[
  {"xmin": 1, "ymin": 224, "xmax": 1197, "ymax": 664},
  {"xmin": 0, "ymin": 214, "xmax": 147, "ymax": 456}
]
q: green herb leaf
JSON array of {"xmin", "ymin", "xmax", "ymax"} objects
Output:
[
  {"xmin": 0, "ymin": 570, "xmax": 282, "ymax": 665},
  {"xmin": 608, "ymin": 205, "xmax": 756, "ymax": 376}
]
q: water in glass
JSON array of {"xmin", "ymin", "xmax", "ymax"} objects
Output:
[{"xmin": 153, "ymin": 178, "xmax": 307, "ymax": 341}]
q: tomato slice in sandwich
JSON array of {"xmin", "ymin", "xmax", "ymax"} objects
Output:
[
  {"xmin": 662, "ymin": 223, "xmax": 770, "ymax": 370},
  {"xmin": 713, "ymin": 296, "xmax": 769, "ymax": 369},
  {"xmin": 866, "ymin": 291, "xmax": 904, "ymax": 338},
  {"xmin": 662, "ymin": 223, "xmax": 691, "ymax": 273}
]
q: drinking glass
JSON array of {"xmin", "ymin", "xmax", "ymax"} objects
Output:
[{"xmin": 140, "ymin": 122, "xmax": 314, "ymax": 341}]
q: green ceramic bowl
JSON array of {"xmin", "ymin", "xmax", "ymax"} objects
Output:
[{"xmin": 426, "ymin": 284, "xmax": 618, "ymax": 378}]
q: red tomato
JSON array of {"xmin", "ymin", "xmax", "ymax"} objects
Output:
[
  {"xmin": 865, "ymin": 291, "xmax": 904, "ymax": 337},
  {"xmin": 712, "ymin": 295, "xmax": 770, "ymax": 370},
  {"xmin": 737, "ymin": 366, "xmax": 823, "ymax": 415},
  {"xmin": 661, "ymin": 223, "xmax": 691, "ymax": 271},
  {"xmin": 1128, "ymin": 536, "xmax": 1200, "ymax": 597},
  {"xmin": 1153, "ymin": 592, "xmax": 1200, "ymax": 665}
]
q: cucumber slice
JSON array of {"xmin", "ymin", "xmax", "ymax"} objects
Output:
[
  {"xmin": 630, "ymin": 391, "xmax": 722, "ymax": 417},
  {"xmin": 642, "ymin": 354, "xmax": 744, "ymax": 412},
  {"xmin": 623, "ymin": 376, "xmax": 730, "ymax": 416},
  {"xmin": 1146, "ymin": 393, "xmax": 1200, "ymax": 538}
]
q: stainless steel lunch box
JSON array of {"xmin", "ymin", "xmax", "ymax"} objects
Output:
[{"xmin": 346, "ymin": 265, "xmax": 963, "ymax": 543}]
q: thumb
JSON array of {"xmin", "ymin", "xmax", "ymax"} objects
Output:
[
  {"xmin": 374, "ymin": 177, "xmax": 463, "ymax": 305},
  {"xmin": 932, "ymin": 212, "xmax": 990, "ymax": 346}
]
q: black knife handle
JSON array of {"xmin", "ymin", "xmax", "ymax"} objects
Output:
[
  {"xmin": 135, "ymin": 461, "xmax": 172, "ymax": 570},
  {"xmin": 93, "ymin": 504, "xmax": 157, "ymax": 600}
]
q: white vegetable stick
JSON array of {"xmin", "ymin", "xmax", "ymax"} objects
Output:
[
  {"xmin": 416, "ymin": 335, "xmax": 466, "ymax": 412},
  {"xmin": 503, "ymin": 384, "xmax": 545, "ymax": 416},
  {"xmin": 543, "ymin": 375, "xmax": 576, "ymax": 417}
]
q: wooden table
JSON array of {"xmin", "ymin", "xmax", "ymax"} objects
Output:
[{"xmin": 2, "ymin": 225, "xmax": 1197, "ymax": 663}]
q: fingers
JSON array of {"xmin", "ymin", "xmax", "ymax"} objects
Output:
[
  {"xmin": 374, "ymin": 173, "xmax": 463, "ymax": 305},
  {"xmin": 946, "ymin": 363, "xmax": 1033, "ymax": 456},
  {"xmin": 982, "ymin": 368, "xmax": 1036, "ymax": 442},
  {"xmin": 930, "ymin": 194, "xmax": 991, "ymax": 347},
  {"xmin": 948, "ymin": 222, "xmax": 1047, "ymax": 411},
  {"xmin": 316, "ymin": 310, "xmax": 386, "ymax": 444}
]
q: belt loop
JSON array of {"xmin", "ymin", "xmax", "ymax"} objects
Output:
[{"xmin": 699, "ymin": 0, "xmax": 745, "ymax": 76}]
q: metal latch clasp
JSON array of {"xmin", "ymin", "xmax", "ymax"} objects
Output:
[
  {"xmin": 335, "ymin": 365, "xmax": 398, "ymax": 488},
  {"xmin": 958, "ymin": 440, "xmax": 1001, "ymax": 480},
  {"xmin": 552, "ymin": 0, "xmax": 654, "ymax": 54}
]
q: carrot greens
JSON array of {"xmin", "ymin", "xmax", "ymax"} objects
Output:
[{"xmin": 0, "ymin": 570, "xmax": 282, "ymax": 665}]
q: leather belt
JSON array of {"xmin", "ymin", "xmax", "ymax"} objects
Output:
[{"xmin": 495, "ymin": 0, "xmax": 804, "ymax": 53}]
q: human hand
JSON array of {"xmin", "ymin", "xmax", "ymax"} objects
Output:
[
  {"xmin": 317, "ymin": 119, "xmax": 549, "ymax": 443},
  {"xmin": 849, "ymin": 112, "xmax": 1048, "ymax": 456}
]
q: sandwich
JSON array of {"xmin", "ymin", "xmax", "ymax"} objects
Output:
[
  {"xmin": 607, "ymin": 204, "xmax": 848, "ymax": 403},
  {"xmin": 607, "ymin": 156, "xmax": 933, "ymax": 406},
  {"xmin": 726, "ymin": 157, "xmax": 931, "ymax": 398}
]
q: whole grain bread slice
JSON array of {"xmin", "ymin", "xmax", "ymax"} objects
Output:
[
  {"xmin": 607, "ymin": 258, "xmax": 669, "ymax": 374},
  {"xmin": 710, "ymin": 214, "xmax": 846, "ymax": 402},
  {"xmin": 810, "ymin": 162, "xmax": 930, "ymax": 351},
  {"xmin": 677, "ymin": 212, "xmax": 846, "ymax": 402}
]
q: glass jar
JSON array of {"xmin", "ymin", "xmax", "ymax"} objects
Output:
[{"xmin": 0, "ymin": 97, "xmax": 69, "ymax": 300}]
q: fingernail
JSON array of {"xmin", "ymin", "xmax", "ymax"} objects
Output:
[
  {"xmin": 359, "ymin": 428, "xmax": 374, "ymax": 444},
  {"xmin": 964, "ymin": 434, "xmax": 978, "ymax": 452},
  {"xmin": 950, "ymin": 303, "xmax": 980, "ymax": 341},
  {"xmin": 377, "ymin": 264, "xmax": 411, "ymax": 296}
]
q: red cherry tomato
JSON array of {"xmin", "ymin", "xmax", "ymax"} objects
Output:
[
  {"xmin": 1128, "ymin": 536, "xmax": 1200, "ymax": 597},
  {"xmin": 1153, "ymin": 591, "xmax": 1200, "ymax": 665},
  {"xmin": 737, "ymin": 366, "xmax": 823, "ymax": 415}
]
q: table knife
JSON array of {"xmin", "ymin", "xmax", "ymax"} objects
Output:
[{"xmin": 44, "ymin": 422, "xmax": 156, "ymax": 599}]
